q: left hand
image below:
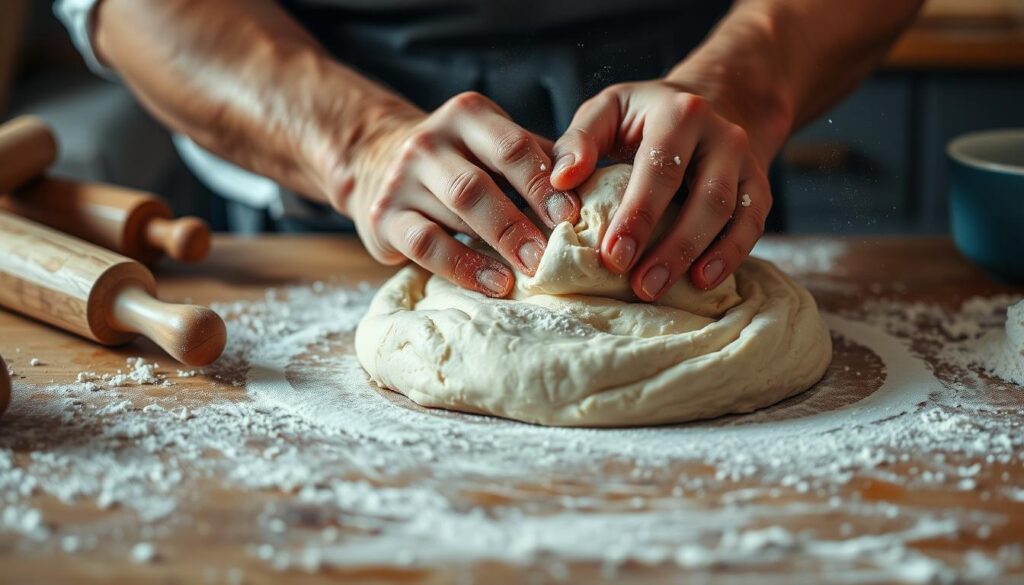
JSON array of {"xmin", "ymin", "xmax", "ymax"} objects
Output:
[{"xmin": 550, "ymin": 80, "xmax": 772, "ymax": 300}]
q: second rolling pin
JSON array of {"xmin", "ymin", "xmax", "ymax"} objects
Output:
[
  {"xmin": 3, "ymin": 177, "xmax": 212, "ymax": 266},
  {"xmin": 0, "ymin": 211, "xmax": 226, "ymax": 366},
  {"xmin": 0, "ymin": 115, "xmax": 57, "ymax": 194},
  {"xmin": 0, "ymin": 115, "xmax": 211, "ymax": 266}
]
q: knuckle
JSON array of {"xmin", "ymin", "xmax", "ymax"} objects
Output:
[
  {"xmin": 724, "ymin": 124, "xmax": 750, "ymax": 151},
  {"xmin": 604, "ymin": 83, "xmax": 632, "ymax": 97},
  {"xmin": 404, "ymin": 223, "xmax": 444, "ymax": 261},
  {"xmin": 381, "ymin": 164, "xmax": 408, "ymax": 196},
  {"xmin": 367, "ymin": 197, "xmax": 392, "ymax": 229},
  {"xmin": 644, "ymin": 148, "xmax": 687, "ymax": 182},
  {"xmin": 581, "ymin": 90, "xmax": 617, "ymax": 115},
  {"xmin": 446, "ymin": 169, "xmax": 489, "ymax": 211},
  {"xmin": 564, "ymin": 126, "xmax": 596, "ymax": 151},
  {"xmin": 699, "ymin": 178, "xmax": 737, "ymax": 218},
  {"xmin": 448, "ymin": 91, "xmax": 488, "ymax": 113},
  {"xmin": 743, "ymin": 203, "xmax": 769, "ymax": 233},
  {"xmin": 401, "ymin": 131, "xmax": 436, "ymax": 157},
  {"xmin": 496, "ymin": 217, "xmax": 533, "ymax": 249},
  {"xmin": 495, "ymin": 130, "xmax": 535, "ymax": 166},
  {"xmin": 371, "ymin": 245, "xmax": 404, "ymax": 266},
  {"xmin": 621, "ymin": 204, "xmax": 659, "ymax": 237},
  {"xmin": 568, "ymin": 126, "xmax": 592, "ymax": 141},
  {"xmin": 670, "ymin": 236, "xmax": 701, "ymax": 267},
  {"xmin": 360, "ymin": 228, "xmax": 403, "ymax": 266},
  {"xmin": 671, "ymin": 93, "xmax": 705, "ymax": 119},
  {"xmin": 523, "ymin": 170, "xmax": 553, "ymax": 203},
  {"xmin": 324, "ymin": 172, "xmax": 356, "ymax": 213},
  {"xmin": 719, "ymin": 237, "xmax": 746, "ymax": 264}
]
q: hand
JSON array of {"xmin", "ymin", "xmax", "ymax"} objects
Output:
[
  {"xmin": 334, "ymin": 92, "xmax": 580, "ymax": 298},
  {"xmin": 550, "ymin": 80, "xmax": 772, "ymax": 299}
]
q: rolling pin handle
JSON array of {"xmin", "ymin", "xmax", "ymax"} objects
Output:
[
  {"xmin": 145, "ymin": 216, "xmax": 212, "ymax": 263},
  {"xmin": 110, "ymin": 285, "xmax": 226, "ymax": 366}
]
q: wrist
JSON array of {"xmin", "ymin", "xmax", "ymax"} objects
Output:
[
  {"xmin": 665, "ymin": 6, "xmax": 797, "ymax": 168},
  {"xmin": 298, "ymin": 58, "xmax": 425, "ymax": 213}
]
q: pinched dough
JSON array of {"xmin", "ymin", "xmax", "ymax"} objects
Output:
[{"xmin": 356, "ymin": 165, "xmax": 832, "ymax": 426}]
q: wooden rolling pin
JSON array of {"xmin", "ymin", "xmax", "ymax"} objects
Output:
[
  {"xmin": 0, "ymin": 354, "xmax": 9, "ymax": 419},
  {"xmin": 0, "ymin": 116, "xmax": 56, "ymax": 195},
  {"xmin": 0, "ymin": 211, "xmax": 226, "ymax": 366},
  {"xmin": 0, "ymin": 115, "xmax": 211, "ymax": 265},
  {"xmin": 4, "ymin": 178, "xmax": 212, "ymax": 266}
]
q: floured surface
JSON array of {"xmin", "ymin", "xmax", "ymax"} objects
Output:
[
  {"xmin": 356, "ymin": 165, "xmax": 832, "ymax": 426},
  {"xmin": 0, "ymin": 237, "xmax": 1023, "ymax": 584}
]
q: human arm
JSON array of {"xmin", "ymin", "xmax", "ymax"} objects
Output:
[{"xmin": 92, "ymin": 0, "xmax": 579, "ymax": 297}]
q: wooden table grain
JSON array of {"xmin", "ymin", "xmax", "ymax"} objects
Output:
[{"xmin": 0, "ymin": 235, "xmax": 1022, "ymax": 584}]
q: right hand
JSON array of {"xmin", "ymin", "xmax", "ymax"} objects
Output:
[{"xmin": 330, "ymin": 91, "xmax": 581, "ymax": 298}]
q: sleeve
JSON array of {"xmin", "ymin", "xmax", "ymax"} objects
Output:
[
  {"xmin": 53, "ymin": 0, "xmax": 318, "ymax": 221},
  {"xmin": 53, "ymin": 0, "xmax": 119, "ymax": 80}
]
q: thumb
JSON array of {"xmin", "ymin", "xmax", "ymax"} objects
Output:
[{"xmin": 551, "ymin": 92, "xmax": 620, "ymax": 191}]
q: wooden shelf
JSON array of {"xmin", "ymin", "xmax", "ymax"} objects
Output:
[{"xmin": 885, "ymin": 17, "xmax": 1024, "ymax": 69}]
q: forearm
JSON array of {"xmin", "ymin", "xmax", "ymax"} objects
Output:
[
  {"xmin": 93, "ymin": 0, "xmax": 420, "ymax": 208},
  {"xmin": 666, "ymin": 0, "xmax": 924, "ymax": 166}
]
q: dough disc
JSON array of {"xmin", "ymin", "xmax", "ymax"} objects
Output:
[{"xmin": 356, "ymin": 165, "xmax": 832, "ymax": 427}]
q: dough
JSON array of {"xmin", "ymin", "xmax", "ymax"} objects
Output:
[{"xmin": 355, "ymin": 165, "xmax": 832, "ymax": 427}]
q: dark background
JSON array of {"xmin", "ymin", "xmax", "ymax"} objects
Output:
[{"xmin": 3, "ymin": 0, "xmax": 1023, "ymax": 235}]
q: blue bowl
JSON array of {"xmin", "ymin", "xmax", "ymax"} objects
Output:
[{"xmin": 947, "ymin": 128, "xmax": 1024, "ymax": 283}]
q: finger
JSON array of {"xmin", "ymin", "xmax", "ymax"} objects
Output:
[
  {"xmin": 383, "ymin": 209, "xmax": 515, "ymax": 298},
  {"xmin": 600, "ymin": 101, "xmax": 706, "ymax": 275},
  {"xmin": 416, "ymin": 150, "xmax": 548, "ymax": 276},
  {"xmin": 690, "ymin": 171, "xmax": 772, "ymax": 290},
  {"xmin": 550, "ymin": 90, "xmax": 620, "ymax": 190},
  {"xmin": 460, "ymin": 108, "xmax": 580, "ymax": 227},
  {"xmin": 397, "ymin": 187, "xmax": 476, "ymax": 237},
  {"xmin": 629, "ymin": 139, "xmax": 742, "ymax": 301}
]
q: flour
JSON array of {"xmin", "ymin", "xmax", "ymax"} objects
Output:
[
  {"xmin": 853, "ymin": 294, "xmax": 1024, "ymax": 389},
  {"xmin": 131, "ymin": 541, "xmax": 158, "ymax": 564},
  {"xmin": 0, "ymin": 279, "xmax": 1022, "ymax": 582},
  {"xmin": 980, "ymin": 300, "xmax": 1024, "ymax": 385},
  {"xmin": 75, "ymin": 357, "xmax": 171, "ymax": 389},
  {"xmin": 751, "ymin": 239, "xmax": 848, "ymax": 274}
]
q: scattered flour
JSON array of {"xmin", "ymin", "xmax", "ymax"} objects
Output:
[
  {"xmin": 131, "ymin": 541, "xmax": 157, "ymax": 564},
  {"xmin": 853, "ymin": 294, "xmax": 1024, "ymax": 389},
  {"xmin": 0, "ymin": 278, "xmax": 1021, "ymax": 582},
  {"xmin": 752, "ymin": 239, "xmax": 848, "ymax": 274},
  {"xmin": 76, "ymin": 357, "xmax": 170, "ymax": 390}
]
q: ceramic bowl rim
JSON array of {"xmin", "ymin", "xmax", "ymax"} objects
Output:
[{"xmin": 947, "ymin": 128, "xmax": 1024, "ymax": 178}]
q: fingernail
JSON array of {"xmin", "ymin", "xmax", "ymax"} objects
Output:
[
  {"xmin": 609, "ymin": 236, "xmax": 636, "ymax": 272},
  {"xmin": 554, "ymin": 153, "xmax": 575, "ymax": 177},
  {"xmin": 703, "ymin": 258, "xmax": 725, "ymax": 287},
  {"xmin": 518, "ymin": 239, "xmax": 544, "ymax": 273},
  {"xmin": 545, "ymin": 193, "xmax": 575, "ymax": 225},
  {"xmin": 478, "ymin": 267, "xmax": 512, "ymax": 295},
  {"xmin": 641, "ymin": 264, "xmax": 670, "ymax": 299}
]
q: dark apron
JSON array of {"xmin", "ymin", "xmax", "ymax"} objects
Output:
[{"xmin": 237, "ymin": 0, "xmax": 732, "ymax": 232}]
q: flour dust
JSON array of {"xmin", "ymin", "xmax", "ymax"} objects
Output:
[{"xmin": 0, "ymin": 269, "xmax": 1022, "ymax": 583}]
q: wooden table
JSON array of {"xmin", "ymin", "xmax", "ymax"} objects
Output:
[{"xmin": 1, "ymin": 235, "xmax": 1022, "ymax": 583}]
